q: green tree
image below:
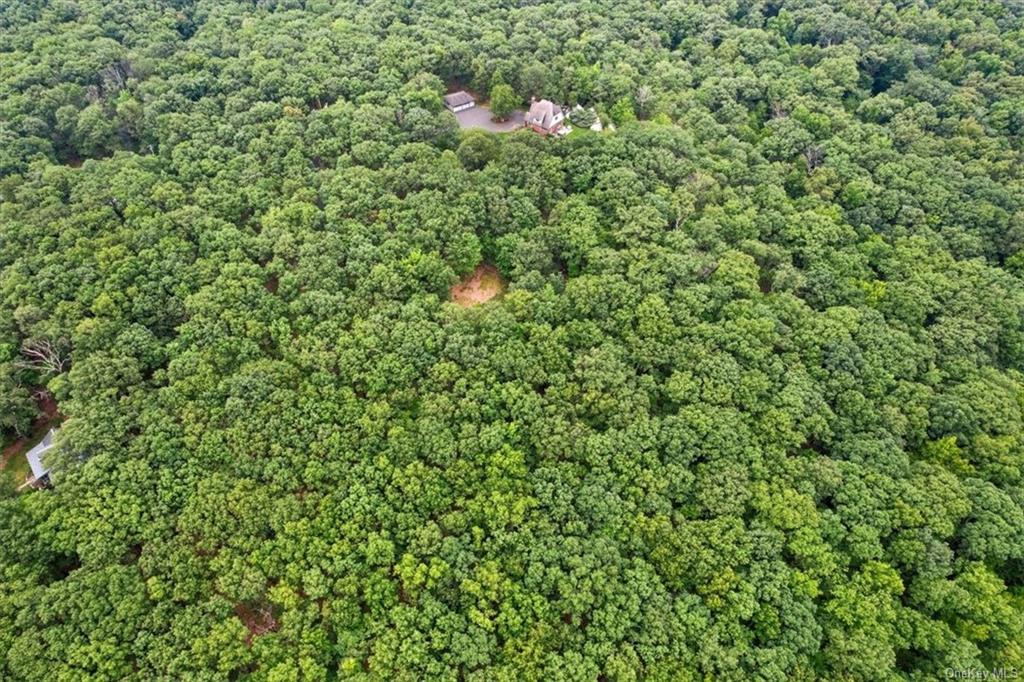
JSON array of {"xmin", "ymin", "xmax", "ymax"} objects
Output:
[{"xmin": 490, "ymin": 83, "xmax": 518, "ymax": 121}]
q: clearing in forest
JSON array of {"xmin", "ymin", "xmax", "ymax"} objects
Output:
[
  {"xmin": 450, "ymin": 263, "xmax": 506, "ymax": 307},
  {"xmin": 455, "ymin": 105, "xmax": 525, "ymax": 132},
  {"xmin": 0, "ymin": 391, "xmax": 60, "ymax": 489}
]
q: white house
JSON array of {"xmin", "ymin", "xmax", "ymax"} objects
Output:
[{"xmin": 443, "ymin": 91, "xmax": 476, "ymax": 113}]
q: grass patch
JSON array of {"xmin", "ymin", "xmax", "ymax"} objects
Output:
[
  {"xmin": 1, "ymin": 439, "xmax": 33, "ymax": 491},
  {"xmin": 0, "ymin": 390, "xmax": 61, "ymax": 492}
]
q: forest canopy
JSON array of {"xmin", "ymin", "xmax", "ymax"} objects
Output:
[{"xmin": 2, "ymin": 0, "xmax": 1024, "ymax": 679}]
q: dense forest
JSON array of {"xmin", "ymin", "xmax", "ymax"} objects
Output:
[{"xmin": 2, "ymin": 0, "xmax": 1024, "ymax": 679}]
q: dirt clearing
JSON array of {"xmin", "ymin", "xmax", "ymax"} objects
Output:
[
  {"xmin": 1, "ymin": 390, "xmax": 61, "ymax": 488},
  {"xmin": 450, "ymin": 263, "xmax": 506, "ymax": 307},
  {"xmin": 234, "ymin": 602, "xmax": 278, "ymax": 645}
]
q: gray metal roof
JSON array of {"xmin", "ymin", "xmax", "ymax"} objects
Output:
[
  {"xmin": 25, "ymin": 429, "xmax": 56, "ymax": 480},
  {"xmin": 443, "ymin": 91, "xmax": 475, "ymax": 108}
]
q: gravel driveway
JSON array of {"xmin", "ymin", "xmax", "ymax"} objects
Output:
[{"xmin": 455, "ymin": 105, "xmax": 525, "ymax": 132}]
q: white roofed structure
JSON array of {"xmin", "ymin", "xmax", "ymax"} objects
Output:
[
  {"xmin": 443, "ymin": 91, "xmax": 476, "ymax": 112},
  {"xmin": 24, "ymin": 428, "xmax": 57, "ymax": 483}
]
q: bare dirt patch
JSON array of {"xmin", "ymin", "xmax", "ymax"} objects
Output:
[
  {"xmin": 234, "ymin": 602, "xmax": 279, "ymax": 645},
  {"xmin": 450, "ymin": 263, "xmax": 506, "ymax": 307}
]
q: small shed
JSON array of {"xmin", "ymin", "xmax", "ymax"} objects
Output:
[
  {"xmin": 25, "ymin": 428, "xmax": 57, "ymax": 483},
  {"xmin": 443, "ymin": 91, "xmax": 476, "ymax": 113}
]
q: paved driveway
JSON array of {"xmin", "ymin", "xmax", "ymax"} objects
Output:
[{"xmin": 455, "ymin": 105, "xmax": 525, "ymax": 132}]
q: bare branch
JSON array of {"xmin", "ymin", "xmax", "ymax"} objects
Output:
[
  {"xmin": 803, "ymin": 145, "xmax": 824, "ymax": 174},
  {"xmin": 16, "ymin": 338, "xmax": 70, "ymax": 374}
]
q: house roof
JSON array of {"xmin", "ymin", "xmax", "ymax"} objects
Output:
[
  {"xmin": 443, "ymin": 91, "xmax": 475, "ymax": 108},
  {"xmin": 526, "ymin": 99, "xmax": 561, "ymax": 130},
  {"xmin": 25, "ymin": 429, "xmax": 56, "ymax": 480}
]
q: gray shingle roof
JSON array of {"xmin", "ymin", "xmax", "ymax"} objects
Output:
[
  {"xmin": 443, "ymin": 91, "xmax": 475, "ymax": 108},
  {"xmin": 526, "ymin": 99, "xmax": 561, "ymax": 130}
]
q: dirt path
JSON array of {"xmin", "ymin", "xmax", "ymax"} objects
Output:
[{"xmin": 0, "ymin": 440, "xmax": 25, "ymax": 470}]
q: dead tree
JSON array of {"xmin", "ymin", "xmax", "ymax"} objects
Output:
[
  {"xmin": 17, "ymin": 338, "xmax": 70, "ymax": 374},
  {"xmin": 803, "ymin": 145, "xmax": 824, "ymax": 173}
]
